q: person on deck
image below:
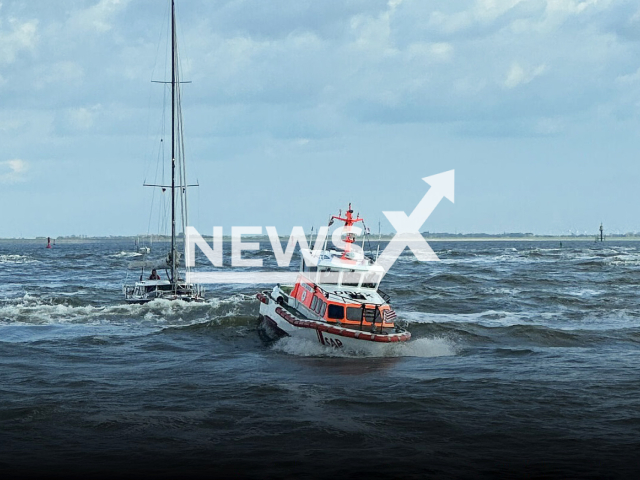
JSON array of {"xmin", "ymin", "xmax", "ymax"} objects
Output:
[{"xmin": 149, "ymin": 269, "xmax": 160, "ymax": 280}]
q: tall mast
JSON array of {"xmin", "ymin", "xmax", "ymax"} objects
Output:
[{"xmin": 170, "ymin": 0, "xmax": 177, "ymax": 284}]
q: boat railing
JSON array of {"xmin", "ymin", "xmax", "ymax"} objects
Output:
[
  {"xmin": 319, "ymin": 285, "xmax": 391, "ymax": 307},
  {"xmin": 359, "ymin": 305, "xmax": 387, "ymax": 334},
  {"xmin": 314, "ymin": 284, "xmax": 330, "ymax": 298},
  {"xmin": 377, "ymin": 289, "xmax": 391, "ymax": 303}
]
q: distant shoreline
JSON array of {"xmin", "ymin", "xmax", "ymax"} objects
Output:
[{"xmin": 2, "ymin": 235, "xmax": 638, "ymax": 244}]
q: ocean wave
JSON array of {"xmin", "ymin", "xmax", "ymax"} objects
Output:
[
  {"xmin": 393, "ymin": 337, "xmax": 457, "ymax": 357},
  {"xmin": 0, "ymin": 254, "xmax": 38, "ymax": 264},
  {"xmin": 398, "ymin": 308, "xmax": 640, "ymax": 332},
  {"xmin": 606, "ymin": 253, "xmax": 640, "ymax": 266},
  {"xmin": 562, "ymin": 288, "xmax": 604, "ymax": 297},
  {"xmin": 161, "ymin": 313, "xmax": 257, "ymax": 333},
  {"xmin": 270, "ymin": 335, "xmax": 456, "ymax": 358},
  {"xmin": 399, "ymin": 309, "xmax": 534, "ymax": 327},
  {"xmin": 426, "ymin": 273, "xmax": 482, "ymax": 285},
  {"xmin": 0, "ymin": 293, "xmax": 255, "ymax": 327},
  {"xmin": 110, "ymin": 251, "xmax": 144, "ymax": 258}
]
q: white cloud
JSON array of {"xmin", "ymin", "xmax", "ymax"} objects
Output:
[
  {"xmin": 427, "ymin": 0, "xmax": 524, "ymax": 35},
  {"xmin": 534, "ymin": 116, "xmax": 564, "ymax": 135},
  {"xmin": 0, "ymin": 17, "xmax": 38, "ymax": 64},
  {"xmin": 69, "ymin": 0, "xmax": 129, "ymax": 34},
  {"xmin": 427, "ymin": 10, "xmax": 474, "ymax": 35},
  {"xmin": 66, "ymin": 104, "xmax": 102, "ymax": 130},
  {"xmin": 406, "ymin": 42, "xmax": 454, "ymax": 61},
  {"xmin": 0, "ymin": 1, "xmax": 633, "ymax": 136},
  {"xmin": 475, "ymin": 0, "xmax": 525, "ymax": 21},
  {"xmin": 430, "ymin": 42, "xmax": 454, "ymax": 58},
  {"xmin": 546, "ymin": 0, "xmax": 606, "ymax": 15},
  {"xmin": 350, "ymin": 0, "xmax": 404, "ymax": 54},
  {"xmin": 0, "ymin": 116, "xmax": 25, "ymax": 132},
  {"xmin": 616, "ymin": 68, "xmax": 640, "ymax": 85},
  {"xmin": 504, "ymin": 62, "xmax": 548, "ymax": 88},
  {"xmin": 0, "ymin": 159, "xmax": 28, "ymax": 183},
  {"xmin": 33, "ymin": 61, "xmax": 84, "ymax": 89}
]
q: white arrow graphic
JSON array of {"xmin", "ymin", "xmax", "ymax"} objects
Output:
[{"xmin": 375, "ymin": 170, "xmax": 454, "ymax": 274}]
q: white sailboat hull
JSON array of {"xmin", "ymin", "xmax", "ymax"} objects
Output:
[{"xmin": 123, "ymin": 280, "xmax": 204, "ymax": 304}]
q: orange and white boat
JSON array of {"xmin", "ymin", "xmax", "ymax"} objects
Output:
[{"xmin": 256, "ymin": 205, "xmax": 410, "ymax": 354}]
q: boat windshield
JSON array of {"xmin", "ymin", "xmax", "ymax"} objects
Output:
[
  {"xmin": 315, "ymin": 267, "xmax": 381, "ymax": 289},
  {"xmin": 361, "ymin": 271, "xmax": 382, "ymax": 289},
  {"xmin": 342, "ymin": 270, "xmax": 361, "ymax": 287},
  {"xmin": 318, "ymin": 268, "xmax": 334, "ymax": 284}
]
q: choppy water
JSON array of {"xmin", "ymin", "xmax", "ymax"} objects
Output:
[{"xmin": 1, "ymin": 240, "xmax": 640, "ymax": 478}]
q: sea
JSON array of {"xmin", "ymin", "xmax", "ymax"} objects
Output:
[{"xmin": 1, "ymin": 239, "xmax": 639, "ymax": 479}]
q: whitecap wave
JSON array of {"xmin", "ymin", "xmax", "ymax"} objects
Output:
[
  {"xmin": 398, "ymin": 308, "xmax": 640, "ymax": 331},
  {"xmin": 391, "ymin": 337, "xmax": 457, "ymax": 357},
  {"xmin": 272, "ymin": 337, "xmax": 355, "ymax": 357},
  {"xmin": 399, "ymin": 309, "xmax": 538, "ymax": 328},
  {"xmin": 110, "ymin": 251, "xmax": 143, "ymax": 258},
  {"xmin": 563, "ymin": 288, "xmax": 603, "ymax": 297},
  {"xmin": 271, "ymin": 335, "xmax": 456, "ymax": 358},
  {"xmin": 0, "ymin": 293, "xmax": 254, "ymax": 327},
  {"xmin": 0, "ymin": 254, "xmax": 37, "ymax": 264},
  {"xmin": 606, "ymin": 253, "xmax": 640, "ymax": 266}
]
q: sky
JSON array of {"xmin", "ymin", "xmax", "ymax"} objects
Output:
[{"xmin": 2, "ymin": 0, "xmax": 640, "ymax": 238}]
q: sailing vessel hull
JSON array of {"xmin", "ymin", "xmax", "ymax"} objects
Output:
[
  {"xmin": 123, "ymin": 280, "xmax": 204, "ymax": 304},
  {"xmin": 124, "ymin": 294, "xmax": 204, "ymax": 305}
]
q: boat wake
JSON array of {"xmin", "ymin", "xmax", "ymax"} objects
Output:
[{"xmin": 270, "ymin": 335, "xmax": 457, "ymax": 358}]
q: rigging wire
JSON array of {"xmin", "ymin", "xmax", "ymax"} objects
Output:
[
  {"xmin": 145, "ymin": 3, "xmax": 172, "ymax": 242},
  {"xmin": 174, "ymin": 1, "xmax": 200, "ymax": 236},
  {"xmin": 362, "ymin": 220, "xmax": 376, "ymax": 261}
]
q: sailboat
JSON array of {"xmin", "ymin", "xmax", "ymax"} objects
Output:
[
  {"xmin": 134, "ymin": 236, "xmax": 151, "ymax": 255},
  {"xmin": 123, "ymin": 0, "xmax": 204, "ymax": 304}
]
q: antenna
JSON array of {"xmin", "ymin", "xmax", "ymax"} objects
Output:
[
  {"xmin": 308, "ymin": 226, "xmax": 314, "ymax": 247},
  {"xmin": 375, "ymin": 219, "xmax": 381, "ymax": 261},
  {"xmin": 323, "ymin": 216, "xmax": 332, "ymax": 251}
]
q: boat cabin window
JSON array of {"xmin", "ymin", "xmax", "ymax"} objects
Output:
[
  {"xmin": 346, "ymin": 307, "xmax": 362, "ymax": 321},
  {"xmin": 361, "ymin": 272, "xmax": 382, "ymax": 289},
  {"xmin": 341, "ymin": 270, "xmax": 361, "ymax": 287},
  {"xmin": 309, "ymin": 295, "xmax": 326, "ymax": 316},
  {"xmin": 327, "ymin": 304, "xmax": 344, "ymax": 320},
  {"xmin": 318, "ymin": 267, "xmax": 365, "ymax": 287},
  {"xmin": 314, "ymin": 297, "xmax": 325, "ymax": 315},
  {"xmin": 318, "ymin": 268, "xmax": 336, "ymax": 284}
]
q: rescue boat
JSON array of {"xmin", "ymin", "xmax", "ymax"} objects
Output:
[{"xmin": 257, "ymin": 205, "xmax": 410, "ymax": 354}]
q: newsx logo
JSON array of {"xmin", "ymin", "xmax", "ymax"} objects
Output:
[{"xmin": 185, "ymin": 170, "xmax": 454, "ymax": 284}]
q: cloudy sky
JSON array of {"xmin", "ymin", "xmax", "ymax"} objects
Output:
[{"xmin": 2, "ymin": 0, "xmax": 640, "ymax": 237}]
